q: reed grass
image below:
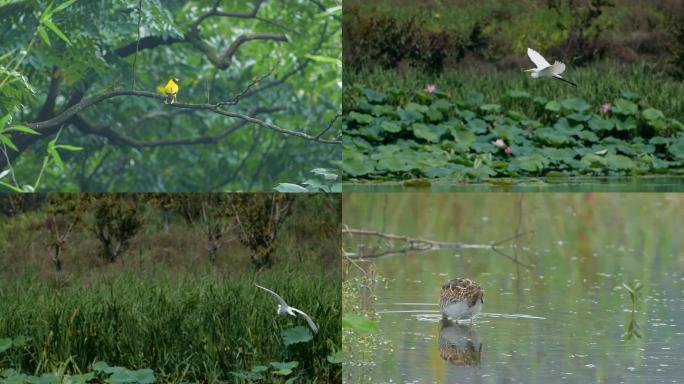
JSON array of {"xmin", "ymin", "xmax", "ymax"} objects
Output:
[{"xmin": 0, "ymin": 269, "xmax": 341, "ymax": 383}]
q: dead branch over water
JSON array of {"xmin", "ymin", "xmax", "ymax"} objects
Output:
[{"xmin": 342, "ymin": 226, "xmax": 534, "ymax": 268}]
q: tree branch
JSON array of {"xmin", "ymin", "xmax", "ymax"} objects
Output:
[
  {"xmin": 72, "ymin": 105, "xmax": 285, "ymax": 149},
  {"xmin": 38, "ymin": 66, "xmax": 62, "ymax": 121},
  {"xmin": 18, "ymin": 89, "xmax": 339, "ymax": 144},
  {"xmin": 190, "ymin": 0, "xmax": 265, "ymax": 31},
  {"xmin": 343, "ymin": 227, "xmax": 534, "ymax": 268}
]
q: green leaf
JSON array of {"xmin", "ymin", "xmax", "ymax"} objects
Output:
[
  {"xmin": 327, "ymin": 350, "xmax": 343, "ymax": 364},
  {"xmin": 348, "ymin": 112, "xmax": 373, "ymax": 125},
  {"xmin": 467, "ymin": 119, "xmax": 488, "ymax": 134},
  {"xmin": 606, "ymin": 154, "xmax": 636, "ymax": 170},
  {"xmin": 380, "ymin": 121, "xmax": 401, "ymax": 133},
  {"xmin": 47, "ymin": 140, "xmax": 64, "ymax": 170},
  {"xmin": 63, "ymin": 373, "xmax": 95, "ymax": 384},
  {"xmin": 588, "ymin": 116, "xmax": 614, "ymax": 131},
  {"xmin": 0, "ymin": 113, "xmax": 10, "ymax": 130},
  {"xmin": 130, "ymin": 368, "xmax": 155, "ymax": 384},
  {"xmin": 6, "ymin": 125, "xmax": 40, "ymax": 135},
  {"xmin": 12, "ymin": 335, "xmax": 31, "ymax": 347},
  {"xmin": 109, "ymin": 370, "xmax": 135, "ymax": 384},
  {"xmin": 37, "ymin": 26, "xmax": 51, "ymax": 47},
  {"xmin": 0, "ymin": 181, "xmax": 23, "ymax": 192},
  {"xmin": 669, "ymin": 139, "xmax": 684, "ymax": 160},
  {"xmin": 362, "ymin": 88, "xmax": 386, "ymax": 103},
  {"xmin": 51, "ymin": 0, "xmax": 77, "ymax": 15},
  {"xmin": 270, "ymin": 361, "xmax": 299, "ymax": 376},
  {"xmin": 26, "ymin": 373, "xmax": 60, "ymax": 384},
  {"xmin": 620, "ymin": 90, "xmax": 640, "ymax": 100},
  {"xmin": 581, "ymin": 153, "xmax": 607, "ymax": 168},
  {"xmin": 43, "ymin": 18, "xmax": 72, "ymax": 46},
  {"xmin": 53, "ymin": 144, "xmax": 81, "ymax": 151},
  {"xmin": 613, "ymin": 98, "xmax": 638, "ymax": 115},
  {"xmin": 39, "ymin": 2, "xmax": 55, "ymax": 22},
  {"xmin": 561, "ymin": 98, "xmax": 590, "ymax": 112},
  {"xmin": 544, "ymin": 101, "xmax": 561, "ymax": 112},
  {"xmin": 510, "ymin": 154, "xmax": 550, "ymax": 173},
  {"xmin": 0, "ymin": 48, "xmax": 17, "ymax": 64},
  {"xmin": 310, "ymin": 167, "xmax": 338, "ymax": 180},
  {"xmin": 0, "ymin": 337, "xmax": 12, "ymax": 352},
  {"xmin": 479, "ymin": 104, "xmax": 501, "ymax": 113},
  {"xmin": 275, "ymin": 183, "xmax": 309, "ymax": 192},
  {"xmin": 92, "ymin": 361, "xmax": 110, "ymax": 372},
  {"xmin": 642, "ymin": 108, "xmax": 664, "ymax": 121},
  {"xmin": 412, "ymin": 123, "xmax": 442, "ymax": 142},
  {"xmin": 566, "ymin": 113, "xmax": 591, "ymax": 122},
  {"xmin": 0, "ymin": 134, "xmax": 18, "ymax": 151},
  {"xmin": 305, "ymin": 54, "xmax": 341, "ymax": 67},
  {"xmin": 282, "ymin": 326, "xmax": 313, "ymax": 345}
]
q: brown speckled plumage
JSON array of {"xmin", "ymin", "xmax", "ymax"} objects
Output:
[{"xmin": 439, "ymin": 278, "xmax": 484, "ymax": 320}]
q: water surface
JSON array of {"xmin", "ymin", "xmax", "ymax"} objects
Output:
[
  {"xmin": 343, "ymin": 193, "xmax": 684, "ymax": 383},
  {"xmin": 343, "ymin": 176, "xmax": 684, "ymax": 193}
]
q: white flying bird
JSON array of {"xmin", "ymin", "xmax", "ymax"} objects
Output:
[
  {"xmin": 256, "ymin": 284, "xmax": 318, "ymax": 334},
  {"xmin": 525, "ymin": 47, "xmax": 576, "ymax": 87}
]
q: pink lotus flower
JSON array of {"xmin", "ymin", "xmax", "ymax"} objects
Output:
[
  {"xmin": 492, "ymin": 139, "xmax": 506, "ymax": 148},
  {"xmin": 600, "ymin": 103, "xmax": 611, "ymax": 114},
  {"xmin": 504, "ymin": 147, "xmax": 513, "ymax": 155},
  {"xmin": 425, "ymin": 84, "xmax": 436, "ymax": 94}
]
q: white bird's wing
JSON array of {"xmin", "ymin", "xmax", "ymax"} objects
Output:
[
  {"xmin": 256, "ymin": 284, "xmax": 288, "ymax": 307},
  {"xmin": 291, "ymin": 307, "xmax": 319, "ymax": 334},
  {"xmin": 549, "ymin": 60, "xmax": 566, "ymax": 75},
  {"xmin": 527, "ymin": 48, "xmax": 551, "ymax": 69}
]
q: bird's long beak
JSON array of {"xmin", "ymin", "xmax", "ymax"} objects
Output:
[{"xmin": 523, "ymin": 68, "xmax": 534, "ymax": 72}]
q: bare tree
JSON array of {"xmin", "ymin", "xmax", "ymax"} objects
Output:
[{"xmin": 232, "ymin": 193, "xmax": 294, "ymax": 270}]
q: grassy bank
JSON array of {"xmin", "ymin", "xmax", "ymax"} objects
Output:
[
  {"xmin": 344, "ymin": 64, "xmax": 684, "ymax": 118},
  {"xmin": 0, "ymin": 269, "xmax": 341, "ymax": 383}
]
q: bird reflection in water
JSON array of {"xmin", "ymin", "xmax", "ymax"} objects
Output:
[{"xmin": 438, "ymin": 318, "xmax": 483, "ymax": 367}]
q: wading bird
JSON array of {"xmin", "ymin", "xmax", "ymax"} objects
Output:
[
  {"xmin": 525, "ymin": 48, "xmax": 576, "ymax": 87},
  {"xmin": 256, "ymin": 284, "xmax": 318, "ymax": 334},
  {"xmin": 439, "ymin": 278, "xmax": 484, "ymax": 324}
]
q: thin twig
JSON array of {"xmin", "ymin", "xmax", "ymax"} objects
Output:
[
  {"xmin": 217, "ymin": 66, "xmax": 278, "ymax": 107},
  {"xmin": 315, "ymin": 112, "xmax": 342, "ymax": 139}
]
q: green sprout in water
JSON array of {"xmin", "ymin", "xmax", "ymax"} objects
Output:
[
  {"xmin": 623, "ymin": 280, "xmax": 643, "ymax": 312},
  {"xmin": 622, "ymin": 280, "xmax": 644, "ymax": 341}
]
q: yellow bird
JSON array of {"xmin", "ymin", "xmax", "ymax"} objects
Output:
[{"xmin": 162, "ymin": 78, "xmax": 179, "ymax": 104}]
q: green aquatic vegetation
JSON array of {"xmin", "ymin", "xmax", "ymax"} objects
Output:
[
  {"xmin": 343, "ymin": 82, "xmax": 684, "ymax": 181},
  {"xmin": 0, "ymin": 361, "xmax": 152, "ymax": 384},
  {"xmin": 0, "ymin": 272, "xmax": 340, "ymax": 383},
  {"xmin": 228, "ymin": 325, "xmax": 342, "ymax": 382},
  {"xmin": 274, "ymin": 168, "xmax": 342, "ymax": 193},
  {"xmin": 622, "ymin": 281, "xmax": 644, "ymax": 341}
]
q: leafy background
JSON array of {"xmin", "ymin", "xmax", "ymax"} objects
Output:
[{"xmin": 0, "ymin": 0, "xmax": 341, "ymax": 192}]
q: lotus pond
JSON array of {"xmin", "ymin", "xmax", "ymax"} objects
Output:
[{"xmin": 343, "ymin": 66, "xmax": 684, "ymax": 191}]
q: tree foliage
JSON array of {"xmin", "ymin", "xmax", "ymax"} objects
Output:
[{"xmin": 0, "ymin": 0, "xmax": 341, "ymax": 191}]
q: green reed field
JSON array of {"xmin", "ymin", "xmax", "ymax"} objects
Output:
[
  {"xmin": 345, "ymin": 63, "xmax": 684, "ymax": 119},
  {"xmin": 0, "ymin": 194, "xmax": 341, "ymax": 383},
  {"xmin": 0, "ymin": 271, "xmax": 340, "ymax": 383}
]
